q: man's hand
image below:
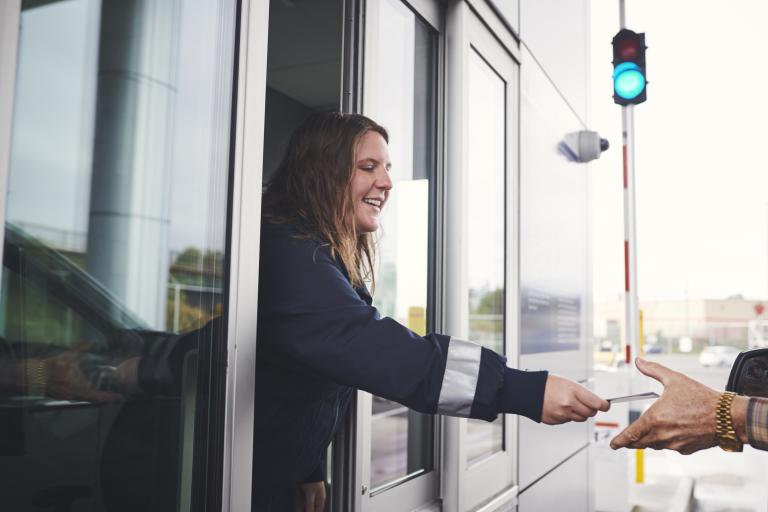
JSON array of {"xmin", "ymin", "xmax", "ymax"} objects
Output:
[
  {"xmin": 541, "ymin": 374, "xmax": 610, "ymax": 424},
  {"xmin": 45, "ymin": 344, "xmax": 121, "ymax": 403},
  {"xmin": 609, "ymin": 358, "xmax": 746, "ymax": 454},
  {"xmin": 296, "ymin": 481, "xmax": 325, "ymax": 512},
  {"xmin": 114, "ymin": 356, "xmax": 141, "ymax": 395}
]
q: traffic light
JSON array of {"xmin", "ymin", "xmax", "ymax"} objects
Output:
[{"xmin": 612, "ymin": 29, "xmax": 647, "ymax": 105}]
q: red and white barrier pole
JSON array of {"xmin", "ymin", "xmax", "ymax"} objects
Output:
[{"xmin": 620, "ymin": 0, "xmax": 639, "ymax": 365}]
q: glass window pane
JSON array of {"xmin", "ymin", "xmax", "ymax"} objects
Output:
[
  {"xmin": 466, "ymin": 49, "xmax": 506, "ymax": 466},
  {"xmin": 0, "ymin": 0, "xmax": 236, "ymax": 509},
  {"xmin": 367, "ymin": 0, "xmax": 437, "ymax": 490}
]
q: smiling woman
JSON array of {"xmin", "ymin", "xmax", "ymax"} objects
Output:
[{"xmin": 252, "ymin": 111, "xmax": 610, "ymax": 510}]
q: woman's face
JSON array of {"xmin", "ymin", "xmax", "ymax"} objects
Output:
[{"xmin": 351, "ymin": 131, "xmax": 392, "ymax": 233}]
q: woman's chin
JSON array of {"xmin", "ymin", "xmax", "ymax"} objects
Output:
[{"xmin": 356, "ymin": 220, "xmax": 379, "ymax": 233}]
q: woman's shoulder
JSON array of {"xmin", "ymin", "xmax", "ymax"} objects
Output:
[
  {"xmin": 260, "ymin": 220, "xmax": 334, "ymax": 264},
  {"xmin": 258, "ymin": 220, "xmax": 359, "ymax": 300},
  {"xmin": 261, "ymin": 218, "xmax": 319, "ymax": 242}
]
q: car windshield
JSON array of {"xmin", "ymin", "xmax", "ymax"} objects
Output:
[{"xmin": 4, "ymin": 222, "xmax": 147, "ymax": 334}]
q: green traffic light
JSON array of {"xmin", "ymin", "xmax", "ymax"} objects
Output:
[{"xmin": 613, "ymin": 62, "xmax": 646, "ymax": 100}]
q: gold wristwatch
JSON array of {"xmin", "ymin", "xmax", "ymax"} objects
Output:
[{"xmin": 715, "ymin": 391, "xmax": 743, "ymax": 452}]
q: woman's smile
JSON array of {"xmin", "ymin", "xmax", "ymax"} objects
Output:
[{"xmin": 351, "ymin": 131, "xmax": 392, "ymax": 233}]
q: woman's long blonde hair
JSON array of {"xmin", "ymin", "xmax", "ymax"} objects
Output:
[{"xmin": 263, "ymin": 112, "xmax": 389, "ymax": 290}]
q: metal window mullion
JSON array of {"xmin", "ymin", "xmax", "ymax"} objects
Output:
[
  {"xmin": 221, "ymin": 0, "xmax": 270, "ymax": 510},
  {"xmin": 506, "ymin": 47, "xmax": 522, "ymax": 497},
  {"xmin": 341, "ymin": 0, "xmax": 363, "ymax": 113},
  {"xmin": 442, "ymin": 1, "xmax": 470, "ymax": 511},
  {"xmin": 356, "ymin": 0, "xmax": 378, "ymax": 505},
  {"xmin": 0, "ymin": 0, "xmax": 21, "ymax": 273}
]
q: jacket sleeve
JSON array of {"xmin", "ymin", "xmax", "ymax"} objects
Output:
[
  {"xmin": 300, "ymin": 455, "xmax": 326, "ymax": 484},
  {"xmin": 258, "ymin": 237, "xmax": 548, "ymax": 423},
  {"xmin": 747, "ymin": 397, "xmax": 768, "ymax": 451}
]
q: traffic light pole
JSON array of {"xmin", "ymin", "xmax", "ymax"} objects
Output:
[
  {"xmin": 619, "ymin": 0, "xmax": 640, "ymax": 365},
  {"xmin": 622, "ymin": 107, "xmax": 639, "ymax": 364}
]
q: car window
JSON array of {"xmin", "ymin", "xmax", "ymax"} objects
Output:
[{"xmin": 1, "ymin": 260, "xmax": 106, "ymax": 350}]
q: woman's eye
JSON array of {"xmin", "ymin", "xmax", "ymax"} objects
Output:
[{"xmin": 360, "ymin": 166, "xmax": 375, "ymax": 171}]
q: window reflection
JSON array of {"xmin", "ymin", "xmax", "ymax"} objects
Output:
[
  {"xmin": 466, "ymin": 49, "xmax": 506, "ymax": 466},
  {"xmin": 0, "ymin": 0, "xmax": 236, "ymax": 510}
]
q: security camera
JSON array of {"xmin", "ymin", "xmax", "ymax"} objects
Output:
[{"xmin": 560, "ymin": 130, "xmax": 610, "ymax": 163}]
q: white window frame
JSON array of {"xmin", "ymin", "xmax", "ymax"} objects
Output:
[
  {"xmin": 355, "ymin": 0, "xmax": 444, "ymax": 510},
  {"xmin": 443, "ymin": 1, "xmax": 521, "ymax": 511},
  {"xmin": 223, "ymin": 0, "xmax": 269, "ymax": 510}
]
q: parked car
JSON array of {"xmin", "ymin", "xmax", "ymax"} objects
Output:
[
  {"xmin": 644, "ymin": 343, "xmax": 662, "ymax": 354},
  {"xmin": 699, "ymin": 345, "xmax": 741, "ymax": 368}
]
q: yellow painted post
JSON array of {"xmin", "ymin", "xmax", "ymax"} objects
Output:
[
  {"xmin": 636, "ymin": 309, "xmax": 646, "ymax": 484},
  {"xmin": 408, "ymin": 306, "xmax": 426, "ymax": 336}
]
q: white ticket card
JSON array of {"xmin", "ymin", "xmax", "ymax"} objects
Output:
[{"xmin": 606, "ymin": 391, "xmax": 659, "ymax": 404}]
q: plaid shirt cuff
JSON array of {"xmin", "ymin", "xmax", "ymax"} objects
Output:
[{"xmin": 747, "ymin": 397, "xmax": 768, "ymax": 451}]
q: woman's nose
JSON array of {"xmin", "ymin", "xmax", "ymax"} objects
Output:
[{"xmin": 376, "ymin": 169, "xmax": 393, "ymax": 190}]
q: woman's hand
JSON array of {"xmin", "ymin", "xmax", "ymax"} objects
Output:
[
  {"xmin": 541, "ymin": 374, "xmax": 609, "ymax": 424},
  {"xmin": 296, "ymin": 481, "xmax": 326, "ymax": 512}
]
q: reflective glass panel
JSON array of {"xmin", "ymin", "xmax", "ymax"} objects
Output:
[
  {"xmin": 367, "ymin": 0, "xmax": 438, "ymax": 490},
  {"xmin": 466, "ymin": 49, "xmax": 506, "ymax": 465},
  {"xmin": 0, "ymin": 0, "xmax": 236, "ymax": 509}
]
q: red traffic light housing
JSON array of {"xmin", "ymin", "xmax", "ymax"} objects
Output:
[{"xmin": 612, "ymin": 29, "xmax": 647, "ymax": 105}]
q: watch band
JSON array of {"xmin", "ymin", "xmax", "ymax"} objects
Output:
[{"xmin": 716, "ymin": 391, "xmax": 743, "ymax": 452}]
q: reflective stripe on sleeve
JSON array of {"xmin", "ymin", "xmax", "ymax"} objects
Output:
[{"xmin": 436, "ymin": 337, "xmax": 482, "ymax": 417}]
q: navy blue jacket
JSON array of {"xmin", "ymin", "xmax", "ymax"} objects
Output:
[{"xmin": 251, "ymin": 222, "xmax": 548, "ymax": 492}]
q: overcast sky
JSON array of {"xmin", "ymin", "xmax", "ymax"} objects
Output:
[{"xmin": 590, "ymin": 0, "xmax": 768, "ymax": 303}]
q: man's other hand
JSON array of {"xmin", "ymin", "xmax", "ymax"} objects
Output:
[{"xmin": 610, "ymin": 357, "xmax": 747, "ymax": 454}]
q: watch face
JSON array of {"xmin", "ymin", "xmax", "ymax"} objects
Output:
[{"xmin": 91, "ymin": 364, "xmax": 119, "ymax": 391}]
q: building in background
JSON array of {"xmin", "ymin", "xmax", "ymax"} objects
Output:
[{"xmin": 595, "ymin": 297, "xmax": 768, "ymax": 353}]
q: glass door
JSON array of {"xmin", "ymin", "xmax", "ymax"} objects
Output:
[
  {"xmin": 0, "ymin": 0, "xmax": 238, "ymax": 509},
  {"xmin": 464, "ymin": 9, "xmax": 520, "ymax": 508}
]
